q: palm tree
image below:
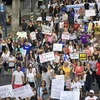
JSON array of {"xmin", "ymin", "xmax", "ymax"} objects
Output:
[{"xmin": 11, "ymin": 0, "xmax": 20, "ymax": 35}]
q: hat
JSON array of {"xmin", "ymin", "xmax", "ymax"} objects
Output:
[{"xmin": 89, "ymin": 90, "xmax": 94, "ymax": 94}]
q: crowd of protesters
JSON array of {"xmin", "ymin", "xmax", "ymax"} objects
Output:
[{"xmin": 0, "ymin": 0, "xmax": 100, "ymax": 100}]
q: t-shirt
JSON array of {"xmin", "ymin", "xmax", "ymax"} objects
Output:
[
  {"xmin": 80, "ymin": 34, "xmax": 89, "ymax": 44},
  {"xmin": 96, "ymin": 62, "xmax": 100, "ymax": 75},
  {"xmin": 71, "ymin": 81, "xmax": 82, "ymax": 92},
  {"xmin": 8, "ymin": 56, "xmax": 16, "ymax": 67},
  {"xmin": 23, "ymin": 44, "xmax": 31, "ymax": 55},
  {"xmin": 85, "ymin": 96, "xmax": 98, "ymax": 100},
  {"xmin": 13, "ymin": 71, "xmax": 24, "ymax": 84}
]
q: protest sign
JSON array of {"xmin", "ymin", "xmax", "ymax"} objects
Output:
[
  {"xmin": 85, "ymin": 10, "xmax": 96, "ymax": 17},
  {"xmin": 37, "ymin": 17, "xmax": 42, "ymax": 21},
  {"xmin": 13, "ymin": 84, "xmax": 34, "ymax": 99},
  {"xmin": 42, "ymin": 25, "xmax": 52, "ymax": 35},
  {"xmin": 17, "ymin": 32, "xmax": 27, "ymax": 38},
  {"xmin": 60, "ymin": 91, "xmax": 80, "ymax": 100},
  {"xmin": 70, "ymin": 35, "xmax": 77, "ymax": 40},
  {"xmin": 79, "ymin": 52, "xmax": 87, "ymax": 61},
  {"xmin": 39, "ymin": 52, "xmax": 55, "ymax": 63},
  {"xmin": 51, "ymin": 79, "xmax": 64, "ymax": 99},
  {"xmin": 46, "ymin": 16, "xmax": 52, "ymax": 21},
  {"xmin": 56, "ymin": 75, "xmax": 65, "ymax": 81},
  {"xmin": 70, "ymin": 53, "xmax": 79, "ymax": 59},
  {"xmin": 62, "ymin": 34, "xmax": 70, "ymax": 40},
  {"xmin": 0, "ymin": 85, "xmax": 14, "ymax": 98},
  {"xmin": 30, "ymin": 32, "xmax": 36, "ymax": 40},
  {"xmin": 53, "ymin": 43, "xmax": 62, "ymax": 51}
]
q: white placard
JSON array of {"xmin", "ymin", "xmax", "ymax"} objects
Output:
[
  {"xmin": 60, "ymin": 91, "xmax": 80, "ymax": 100},
  {"xmin": 17, "ymin": 32, "xmax": 27, "ymax": 38},
  {"xmin": 30, "ymin": 32, "xmax": 36, "ymax": 40},
  {"xmin": 42, "ymin": 25, "xmax": 52, "ymax": 35},
  {"xmin": 56, "ymin": 75, "xmax": 65, "ymax": 81},
  {"xmin": 37, "ymin": 17, "xmax": 42, "ymax": 21},
  {"xmin": 51, "ymin": 79, "xmax": 64, "ymax": 99},
  {"xmin": 46, "ymin": 16, "xmax": 52, "ymax": 21},
  {"xmin": 22, "ymin": 49, "xmax": 26, "ymax": 57},
  {"xmin": 62, "ymin": 34, "xmax": 70, "ymax": 40},
  {"xmin": 70, "ymin": 35, "xmax": 77, "ymax": 40},
  {"xmin": 85, "ymin": 10, "xmax": 96, "ymax": 17},
  {"xmin": 53, "ymin": 43, "xmax": 62, "ymax": 51},
  {"xmin": 13, "ymin": 84, "xmax": 34, "ymax": 99},
  {"xmin": 70, "ymin": 53, "xmax": 79, "ymax": 59},
  {"xmin": 0, "ymin": 85, "xmax": 14, "ymax": 98},
  {"xmin": 39, "ymin": 52, "xmax": 55, "ymax": 63}
]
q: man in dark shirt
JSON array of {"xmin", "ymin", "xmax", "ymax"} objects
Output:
[
  {"xmin": 21, "ymin": 20, "xmax": 27, "ymax": 32},
  {"xmin": 28, "ymin": 20, "xmax": 36, "ymax": 32},
  {"xmin": 84, "ymin": 1, "xmax": 90, "ymax": 10}
]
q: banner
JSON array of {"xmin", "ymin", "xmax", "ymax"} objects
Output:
[
  {"xmin": 70, "ymin": 53, "xmax": 79, "ymax": 59},
  {"xmin": 62, "ymin": 34, "xmax": 70, "ymax": 40},
  {"xmin": 17, "ymin": 32, "xmax": 27, "ymax": 38},
  {"xmin": 39, "ymin": 52, "xmax": 55, "ymax": 63},
  {"xmin": 85, "ymin": 10, "xmax": 96, "ymax": 17},
  {"xmin": 0, "ymin": 85, "xmax": 14, "ymax": 98},
  {"xmin": 30, "ymin": 32, "xmax": 36, "ymax": 40},
  {"xmin": 53, "ymin": 43, "xmax": 62, "ymax": 51},
  {"xmin": 79, "ymin": 52, "xmax": 87, "ymax": 61},
  {"xmin": 60, "ymin": 91, "xmax": 80, "ymax": 100},
  {"xmin": 13, "ymin": 84, "xmax": 34, "ymax": 99},
  {"xmin": 42, "ymin": 25, "xmax": 52, "ymax": 35},
  {"xmin": 51, "ymin": 79, "xmax": 64, "ymax": 99},
  {"xmin": 66, "ymin": 3, "xmax": 99, "ymax": 11}
]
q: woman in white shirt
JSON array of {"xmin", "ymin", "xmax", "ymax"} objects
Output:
[{"xmin": 26, "ymin": 64, "xmax": 36, "ymax": 88}]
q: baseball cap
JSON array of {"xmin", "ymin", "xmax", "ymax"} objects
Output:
[{"xmin": 89, "ymin": 90, "xmax": 94, "ymax": 94}]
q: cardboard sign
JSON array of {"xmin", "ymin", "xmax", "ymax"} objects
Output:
[
  {"xmin": 79, "ymin": 52, "xmax": 87, "ymax": 61},
  {"xmin": 53, "ymin": 43, "xmax": 62, "ymax": 51},
  {"xmin": 42, "ymin": 25, "xmax": 52, "ymax": 35},
  {"xmin": 39, "ymin": 52, "xmax": 55, "ymax": 63},
  {"xmin": 13, "ymin": 84, "xmax": 34, "ymax": 99},
  {"xmin": 70, "ymin": 53, "xmax": 79, "ymax": 59},
  {"xmin": 60, "ymin": 91, "xmax": 80, "ymax": 100},
  {"xmin": 62, "ymin": 34, "xmax": 70, "ymax": 40},
  {"xmin": 30, "ymin": 32, "xmax": 36, "ymax": 40},
  {"xmin": 85, "ymin": 10, "xmax": 96, "ymax": 17},
  {"xmin": 17, "ymin": 32, "xmax": 27, "ymax": 38},
  {"xmin": 51, "ymin": 79, "xmax": 64, "ymax": 99},
  {"xmin": 0, "ymin": 85, "xmax": 14, "ymax": 98}
]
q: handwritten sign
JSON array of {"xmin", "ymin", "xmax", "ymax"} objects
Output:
[
  {"xmin": 30, "ymin": 32, "xmax": 36, "ymax": 40},
  {"xmin": 42, "ymin": 25, "xmax": 52, "ymax": 35},
  {"xmin": 39, "ymin": 52, "xmax": 55, "ymax": 63},
  {"xmin": 60, "ymin": 91, "xmax": 80, "ymax": 100},
  {"xmin": 17, "ymin": 32, "xmax": 27, "ymax": 38},
  {"xmin": 13, "ymin": 84, "xmax": 34, "ymax": 99},
  {"xmin": 56, "ymin": 75, "xmax": 65, "ymax": 81},
  {"xmin": 51, "ymin": 79, "xmax": 64, "ymax": 99},
  {"xmin": 79, "ymin": 52, "xmax": 87, "ymax": 61},
  {"xmin": 70, "ymin": 53, "xmax": 79, "ymax": 59},
  {"xmin": 53, "ymin": 43, "xmax": 62, "ymax": 51},
  {"xmin": 62, "ymin": 34, "xmax": 70, "ymax": 40},
  {"xmin": 0, "ymin": 85, "xmax": 14, "ymax": 98},
  {"xmin": 85, "ymin": 10, "xmax": 96, "ymax": 17}
]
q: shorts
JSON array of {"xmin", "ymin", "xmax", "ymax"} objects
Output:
[{"xmin": 14, "ymin": 84, "xmax": 23, "ymax": 89}]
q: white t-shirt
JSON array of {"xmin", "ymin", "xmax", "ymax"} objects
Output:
[
  {"xmin": 71, "ymin": 81, "xmax": 82, "ymax": 92},
  {"xmin": 8, "ymin": 56, "xmax": 16, "ymax": 67},
  {"xmin": 59, "ymin": 22, "xmax": 64, "ymax": 29},
  {"xmin": 2, "ymin": 53, "xmax": 10, "ymax": 63},
  {"xmin": 27, "ymin": 72, "xmax": 35, "ymax": 82},
  {"xmin": 13, "ymin": 71, "xmax": 24, "ymax": 84},
  {"xmin": 85, "ymin": 96, "xmax": 98, "ymax": 100}
]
